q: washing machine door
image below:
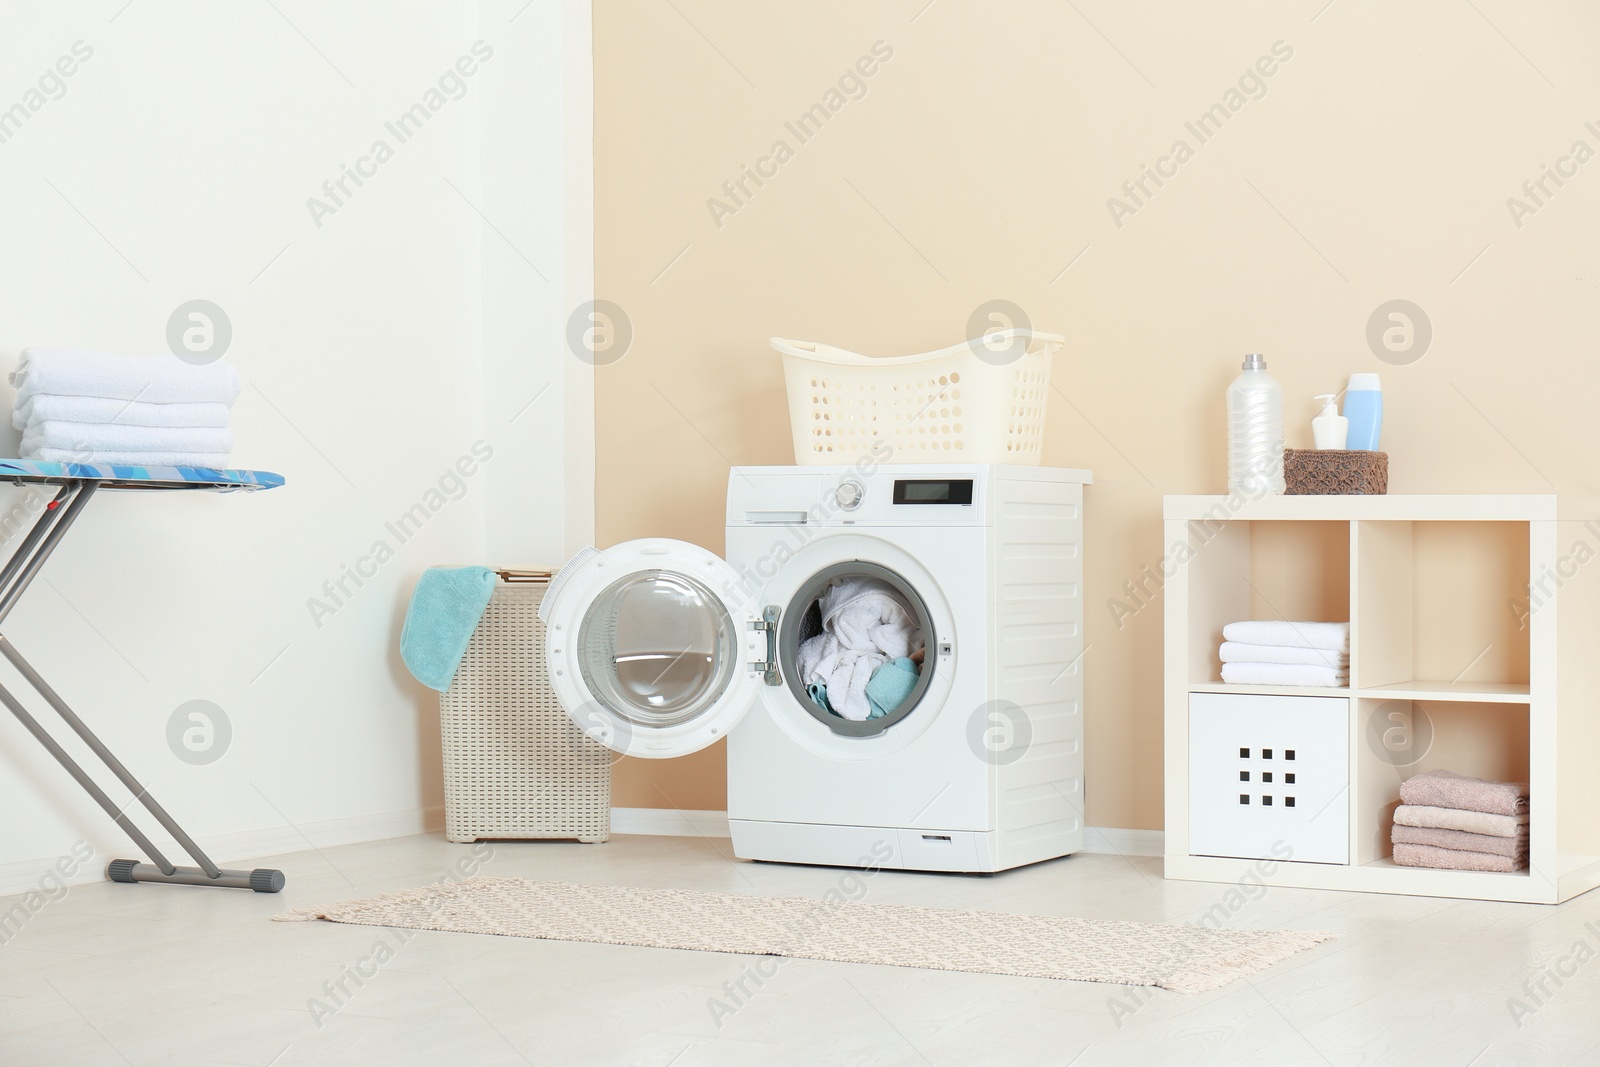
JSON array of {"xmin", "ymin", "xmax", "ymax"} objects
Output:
[{"xmin": 540, "ymin": 539, "xmax": 764, "ymax": 759}]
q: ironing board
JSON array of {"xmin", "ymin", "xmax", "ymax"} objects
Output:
[{"xmin": 0, "ymin": 460, "xmax": 288, "ymax": 892}]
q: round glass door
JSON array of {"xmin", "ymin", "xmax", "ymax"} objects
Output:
[
  {"xmin": 544, "ymin": 539, "xmax": 762, "ymax": 759},
  {"xmin": 578, "ymin": 570, "xmax": 737, "ymax": 728}
]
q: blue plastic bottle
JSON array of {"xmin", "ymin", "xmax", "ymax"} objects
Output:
[{"xmin": 1344, "ymin": 373, "xmax": 1382, "ymax": 450}]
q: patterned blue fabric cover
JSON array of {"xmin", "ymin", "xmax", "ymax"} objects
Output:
[{"xmin": 0, "ymin": 459, "xmax": 284, "ymax": 491}]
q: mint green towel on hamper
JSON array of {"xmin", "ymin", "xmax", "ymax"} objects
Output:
[
  {"xmin": 866, "ymin": 657, "xmax": 919, "ymax": 719},
  {"xmin": 401, "ymin": 567, "xmax": 497, "ymax": 692}
]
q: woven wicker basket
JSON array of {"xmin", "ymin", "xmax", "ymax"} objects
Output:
[
  {"xmin": 439, "ymin": 572, "xmax": 610, "ymax": 843},
  {"xmin": 1284, "ymin": 449, "xmax": 1388, "ymax": 495}
]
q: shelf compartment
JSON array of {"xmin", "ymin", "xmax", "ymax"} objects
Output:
[
  {"xmin": 1352, "ymin": 520, "xmax": 1529, "ymax": 691},
  {"xmin": 1183, "ymin": 518, "xmax": 1349, "ymax": 687},
  {"xmin": 1351, "ymin": 697, "xmax": 1530, "ymax": 867}
]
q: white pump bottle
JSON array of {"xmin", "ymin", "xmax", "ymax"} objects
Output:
[{"xmin": 1312, "ymin": 394, "xmax": 1348, "ymax": 450}]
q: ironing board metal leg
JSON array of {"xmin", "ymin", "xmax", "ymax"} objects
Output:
[
  {"xmin": 106, "ymin": 861, "xmax": 284, "ymax": 893},
  {"xmin": 0, "ymin": 478, "xmax": 283, "ymax": 891},
  {"xmin": 0, "ymin": 485, "xmax": 75, "ymax": 596},
  {"xmin": 0, "ymin": 481, "xmax": 97, "ymax": 627},
  {"xmin": 0, "ymin": 680, "xmax": 178, "ymax": 875},
  {"xmin": 0, "ymin": 636, "xmax": 224, "ymax": 880}
]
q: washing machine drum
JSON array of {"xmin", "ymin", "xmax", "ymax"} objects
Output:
[
  {"xmin": 773, "ymin": 560, "xmax": 937, "ymax": 738},
  {"xmin": 540, "ymin": 539, "xmax": 938, "ymax": 758}
]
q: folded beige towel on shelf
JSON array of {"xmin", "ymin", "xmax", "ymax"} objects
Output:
[
  {"xmin": 1393, "ymin": 804, "xmax": 1528, "ymax": 839},
  {"xmin": 1392, "ymin": 841, "xmax": 1526, "ymax": 873},
  {"xmin": 1391, "ymin": 823, "xmax": 1528, "ymax": 860},
  {"xmin": 1399, "ymin": 769, "xmax": 1528, "ymax": 817}
]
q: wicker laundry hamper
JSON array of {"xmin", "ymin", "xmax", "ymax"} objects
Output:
[{"xmin": 439, "ymin": 570, "xmax": 610, "ymax": 843}]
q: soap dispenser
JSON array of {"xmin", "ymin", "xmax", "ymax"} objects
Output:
[{"xmin": 1312, "ymin": 394, "xmax": 1348, "ymax": 450}]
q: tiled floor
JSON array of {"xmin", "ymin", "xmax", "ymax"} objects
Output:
[{"xmin": 1, "ymin": 832, "xmax": 1598, "ymax": 1066}]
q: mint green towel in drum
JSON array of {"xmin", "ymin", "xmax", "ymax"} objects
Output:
[
  {"xmin": 400, "ymin": 566, "xmax": 498, "ymax": 692},
  {"xmin": 866, "ymin": 657, "xmax": 919, "ymax": 719}
]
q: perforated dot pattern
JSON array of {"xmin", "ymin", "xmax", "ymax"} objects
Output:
[
  {"xmin": 440, "ymin": 580, "xmax": 611, "ymax": 843},
  {"xmin": 790, "ymin": 346, "xmax": 1052, "ymax": 463},
  {"xmin": 1005, "ymin": 365, "xmax": 1048, "ymax": 456}
]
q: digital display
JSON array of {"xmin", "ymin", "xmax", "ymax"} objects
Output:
[{"xmin": 892, "ymin": 479, "xmax": 974, "ymax": 506}]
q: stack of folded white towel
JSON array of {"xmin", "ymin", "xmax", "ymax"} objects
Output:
[
  {"xmin": 1219, "ymin": 620, "xmax": 1349, "ymax": 687},
  {"xmin": 10, "ymin": 348, "xmax": 240, "ymax": 468}
]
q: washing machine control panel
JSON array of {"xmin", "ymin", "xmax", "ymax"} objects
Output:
[{"xmin": 727, "ymin": 466, "xmax": 1088, "ymax": 528}]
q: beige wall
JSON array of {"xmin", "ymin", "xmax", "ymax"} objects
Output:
[{"xmin": 594, "ymin": 0, "xmax": 1600, "ymax": 827}]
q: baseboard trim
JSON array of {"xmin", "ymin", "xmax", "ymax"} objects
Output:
[
  {"xmin": 609, "ymin": 807, "xmax": 731, "ymax": 838},
  {"xmin": 1082, "ymin": 825, "xmax": 1165, "ymax": 857},
  {"xmin": 607, "ymin": 808, "xmax": 1165, "ymax": 857},
  {"xmin": 2, "ymin": 808, "xmax": 1165, "ymax": 897},
  {"xmin": 0, "ymin": 805, "xmax": 445, "ymax": 897}
]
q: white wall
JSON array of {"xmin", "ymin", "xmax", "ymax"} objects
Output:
[
  {"xmin": 0, "ymin": 0, "xmax": 592, "ymax": 892},
  {"xmin": 480, "ymin": 0, "xmax": 595, "ymax": 565}
]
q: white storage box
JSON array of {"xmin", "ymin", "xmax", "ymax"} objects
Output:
[
  {"xmin": 1188, "ymin": 693, "xmax": 1349, "ymax": 864},
  {"xmin": 440, "ymin": 572, "xmax": 610, "ymax": 843},
  {"xmin": 773, "ymin": 329, "xmax": 1059, "ymax": 465}
]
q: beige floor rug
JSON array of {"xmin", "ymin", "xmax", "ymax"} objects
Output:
[{"xmin": 276, "ymin": 876, "xmax": 1332, "ymax": 994}]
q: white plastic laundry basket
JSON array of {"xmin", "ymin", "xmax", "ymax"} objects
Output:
[{"xmin": 773, "ymin": 329, "xmax": 1061, "ymax": 465}]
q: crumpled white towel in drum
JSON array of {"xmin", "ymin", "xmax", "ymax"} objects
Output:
[{"xmin": 795, "ymin": 577, "xmax": 917, "ymax": 721}]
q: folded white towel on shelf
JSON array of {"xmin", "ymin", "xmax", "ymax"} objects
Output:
[
  {"xmin": 22, "ymin": 421, "xmax": 233, "ymax": 456},
  {"xmin": 24, "ymin": 447, "xmax": 232, "ymax": 468},
  {"xmin": 13, "ymin": 395, "xmax": 232, "ymax": 431},
  {"xmin": 10, "ymin": 348, "xmax": 240, "ymax": 406},
  {"xmin": 1219, "ymin": 641, "xmax": 1348, "ymax": 668},
  {"xmin": 1222, "ymin": 620, "xmax": 1349, "ymax": 653},
  {"xmin": 1220, "ymin": 662, "xmax": 1348, "ymax": 688}
]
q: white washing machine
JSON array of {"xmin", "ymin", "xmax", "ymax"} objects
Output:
[{"xmin": 539, "ymin": 464, "xmax": 1091, "ymax": 873}]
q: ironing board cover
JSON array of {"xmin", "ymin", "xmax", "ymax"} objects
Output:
[{"xmin": 0, "ymin": 459, "xmax": 283, "ymax": 491}]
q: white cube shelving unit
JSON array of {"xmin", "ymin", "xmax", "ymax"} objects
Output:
[{"xmin": 1164, "ymin": 494, "xmax": 1600, "ymax": 904}]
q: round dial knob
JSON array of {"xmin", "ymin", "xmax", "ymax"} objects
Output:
[{"xmin": 835, "ymin": 480, "xmax": 865, "ymax": 511}]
